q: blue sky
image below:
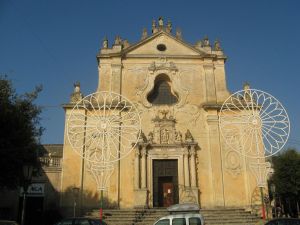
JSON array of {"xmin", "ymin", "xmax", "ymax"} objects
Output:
[{"xmin": 1, "ymin": 0, "xmax": 299, "ymax": 149}]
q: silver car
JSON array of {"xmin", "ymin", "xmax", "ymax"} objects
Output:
[{"xmin": 153, "ymin": 213, "xmax": 205, "ymax": 225}]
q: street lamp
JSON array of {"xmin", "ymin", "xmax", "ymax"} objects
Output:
[
  {"xmin": 72, "ymin": 187, "xmax": 80, "ymax": 217},
  {"xmin": 21, "ymin": 164, "xmax": 33, "ymax": 225}
]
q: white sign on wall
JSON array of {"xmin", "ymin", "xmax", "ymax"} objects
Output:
[{"xmin": 20, "ymin": 183, "xmax": 45, "ymax": 197}]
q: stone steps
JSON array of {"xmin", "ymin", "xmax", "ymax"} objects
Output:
[{"xmin": 85, "ymin": 208, "xmax": 261, "ymax": 225}]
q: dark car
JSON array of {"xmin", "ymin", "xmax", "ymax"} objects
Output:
[
  {"xmin": 54, "ymin": 217, "xmax": 107, "ymax": 225},
  {"xmin": 265, "ymin": 218, "xmax": 300, "ymax": 225}
]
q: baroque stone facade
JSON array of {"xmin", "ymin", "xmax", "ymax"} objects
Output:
[{"xmin": 61, "ymin": 18, "xmax": 258, "ymax": 212}]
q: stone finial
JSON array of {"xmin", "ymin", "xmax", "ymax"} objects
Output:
[
  {"xmin": 102, "ymin": 36, "xmax": 108, "ymax": 49},
  {"xmin": 243, "ymin": 82, "xmax": 251, "ymax": 102},
  {"xmin": 203, "ymin": 35, "xmax": 210, "ymax": 47},
  {"xmin": 214, "ymin": 39, "xmax": 222, "ymax": 51},
  {"xmin": 176, "ymin": 28, "xmax": 182, "ymax": 40},
  {"xmin": 114, "ymin": 36, "xmax": 122, "ymax": 45},
  {"xmin": 158, "ymin": 17, "xmax": 164, "ymax": 30},
  {"xmin": 122, "ymin": 39, "xmax": 130, "ymax": 48},
  {"xmin": 185, "ymin": 129, "xmax": 194, "ymax": 142},
  {"xmin": 195, "ymin": 40, "xmax": 203, "ymax": 49},
  {"xmin": 243, "ymin": 82, "xmax": 250, "ymax": 90},
  {"xmin": 166, "ymin": 19, "xmax": 172, "ymax": 33},
  {"xmin": 70, "ymin": 82, "xmax": 83, "ymax": 103},
  {"xmin": 152, "ymin": 19, "xmax": 158, "ymax": 33},
  {"xmin": 141, "ymin": 28, "xmax": 148, "ymax": 40}
]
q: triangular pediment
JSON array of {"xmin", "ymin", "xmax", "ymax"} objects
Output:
[{"xmin": 125, "ymin": 32, "xmax": 205, "ymax": 56}]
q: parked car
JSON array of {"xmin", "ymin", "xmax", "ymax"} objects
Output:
[
  {"xmin": 265, "ymin": 218, "xmax": 300, "ymax": 225},
  {"xmin": 153, "ymin": 203, "xmax": 205, "ymax": 225},
  {"xmin": 0, "ymin": 221, "xmax": 19, "ymax": 225},
  {"xmin": 54, "ymin": 217, "xmax": 107, "ymax": 225},
  {"xmin": 153, "ymin": 213, "xmax": 204, "ymax": 225}
]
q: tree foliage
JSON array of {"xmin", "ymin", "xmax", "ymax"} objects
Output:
[
  {"xmin": 270, "ymin": 149, "xmax": 300, "ymax": 217},
  {"xmin": 0, "ymin": 75, "xmax": 43, "ymax": 189}
]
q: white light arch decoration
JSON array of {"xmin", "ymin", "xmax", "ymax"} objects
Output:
[
  {"xmin": 67, "ymin": 91, "xmax": 142, "ymax": 164},
  {"xmin": 219, "ymin": 88, "xmax": 290, "ymax": 159}
]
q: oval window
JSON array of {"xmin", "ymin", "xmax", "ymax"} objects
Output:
[{"xmin": 157, "ymin": 44, "xmax": 167, "ymax": 51}]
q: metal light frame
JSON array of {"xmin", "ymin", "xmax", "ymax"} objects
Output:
[
  {"xmin": 67, "ymin": 91, "xmax": 141, "ymax": 220},
  {"xmin": 219, "ymin": 88, "xmax": 290, "ymax": 219}
]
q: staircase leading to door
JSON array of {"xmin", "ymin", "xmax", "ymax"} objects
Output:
[{"xmin": 85, "ymin": 208, "xmax": 261, "ymax": 225}]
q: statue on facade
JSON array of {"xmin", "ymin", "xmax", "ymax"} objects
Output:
[
  {"xmin": 158, "ymin": 17, "xmax": 164, "ymax": 29},
  {"xmin": 114, "ymin": 36, "xmax": 122, "ymax": 45},
  {"xmin": 214, "ymin": 39, "xmax": 222, "ymax": 51},
  {"xmin": 185, "ymin": 129, "xmax": 194, "ymax": 142},
  {"xmin": 141, "ymin": 28, "xmax": 148, "ymax": 40},
  {"xmin": 70, "ymin": 82, "xmax": 83, "ymax": 103},
  {"xmin": 152, "ymin": 20, "xmax": 158, "ymax": 33},
  {"xmin": 203, "ymin": 35, "xmax": 210, "ymax": 47},
  {"xmin": 175, "ymin": 131, "xmax": 182, "ymax": 142},
  {"xmin": 122, "ymin": 39, "xmax": 130, "ymax": 48},
  {"xmin": 166, "ymin": 19, "xmax": 172, "ymax": 33},
  {"xmin": 102, "ymin": 36, "xmax": 108, "ymax": 49},
  {"xmin": 161, "ymin": 129, "xmax": 169, "ymax": 143},
  {"xmin": 176, "ymin": 28, "xmax": 182, "ymax": 40},
  {"xmin": 138, "ymin": 130, "xmax": 147, "ymax": 143},
  {"xmin": 195, "ymin": 40, "xmax": 203, "ymax": 49},
  {"xmin": 148, "ymin": 132, "xmax": 154, "ymax": 144}
]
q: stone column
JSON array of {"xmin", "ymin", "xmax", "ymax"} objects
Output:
[
  {"xmin": 190, "ymin": 145, "xmax": 197, "ymax": 187},
  {"xmin": 134, "ymin": 148, "xmax": 140, "ymax": 190},
  {"xmin": 141, "ymin": 147, "xmax": 147, "ymax": 189},
  {"xmin": 184, "ymin": 149, "xmax": 190, "ymax": 187}
]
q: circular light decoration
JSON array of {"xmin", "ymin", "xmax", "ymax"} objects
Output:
[
  {"xmin": 67, "ymin": 91, "xmax": 141, "ymax": 163},
  {"xmin": 219, "ymin": 89, "xmax": 290, "ymax": 158}
]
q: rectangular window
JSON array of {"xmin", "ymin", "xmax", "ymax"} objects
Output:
[
  {"xmin": 172, "ymin": 218, "xmax": 186, "ymax": 225},
  {"xmin": 155, "ymin": 219, "xmax": 170, "ymax": 225},
  {"xmin": 189, "ymin": 217, "xmax": 202, "ymax": 225}
]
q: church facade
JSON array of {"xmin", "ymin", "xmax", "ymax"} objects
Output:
[{"xmin": 61, "ymin": 18, "xmax": 257, "ymax": 212}]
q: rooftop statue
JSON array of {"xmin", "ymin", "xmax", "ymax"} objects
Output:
[
  {"xmin": 152, "ymin": 19, "xmax": 158, "ymax": 33},
  {"xmin": 141, "ymin": 28, "xmax": 148, "ymax": 40},
  {"xmin": 203, "ymin": 35, "xmax": 210, "ymax": 46},
  {"xmin": 102, "ymin": 36, "xmax": 108, "ymax": 49},
  {"xmin": 166, "ymin": 19, "xmax": 172, "ymax": 33},
  {"xmin": 214, "ymin": 39, "xmax": 222, "ymax": 51},
  {"xmin": 176, "ymin": 28, "xmax": 182, "ymax": 40},
  {"xmin": 158, "ymin": 17, "xmax": 164, "ymax": 29}
]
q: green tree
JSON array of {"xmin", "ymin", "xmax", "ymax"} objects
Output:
[
  {"xmin": 270, "ymin": 149, "xmax": 300, "ymax": 217},
  {"xmin": 0, "ymin": 75, "xmax": 43, "ymax": 189}
]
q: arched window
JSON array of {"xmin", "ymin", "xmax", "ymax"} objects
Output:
[{"xmin": 147, "ymin": 74, "xmax": 178, "ymax": 105}]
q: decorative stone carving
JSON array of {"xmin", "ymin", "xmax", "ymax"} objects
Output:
[
  {"xmin": 148, "ymin": 110, "xmax": 184, "ymax": 145},
  {"xmin": 141, "ymin": 28, "xmax": 148, "ymax": 40},
  {"xmin": 214, "ymin": 39, "xmax": 222, "ymax": 51},
  {"xmin": 152, "ymin": 19, "xmax": 158, "ymax": 33},
  {"xmin": 122, "ymin": 39, "xmax": 130, "ymax": 48},
  {"xmin": 114, "ymin": 36, "xmax": 122, "ymax": 45},
  {"xmin": 185, "ymin": 129, "xmax": 194, "ymax": 142},
  {"xmin": 70, "ymin": 82, "xmax": 83, "ymax": 103},
  {"xmin": 203, "ymin": 35, "xmax": 210, "ymax": 46},
  {"xmin": 158, "ymin": 17, "xmax": 164, "ymax": 29},
  {"xmin": 166, "ymin": 19, "xmax": 172, "ymax": 33},
  {"xmin": 176, "ymin": 28, "xmax": 182, "ymax": 40},
  {"xmin": 102, "ymin": 36, "xmax": 108, "ymax": 49},
  {"xmin": 225, "ymin": 150, "xmax": 242, "ymax": 177}
]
